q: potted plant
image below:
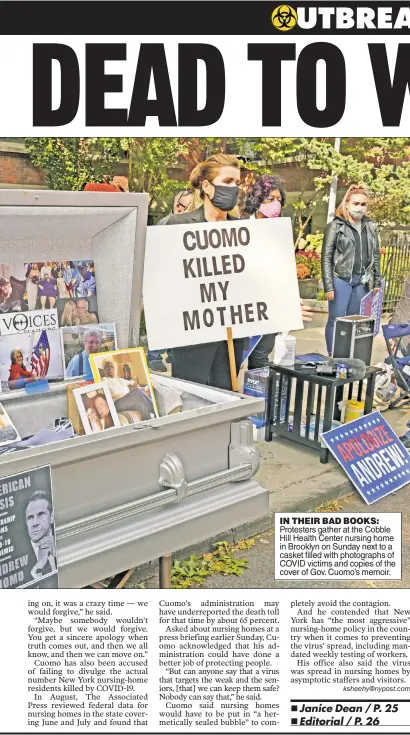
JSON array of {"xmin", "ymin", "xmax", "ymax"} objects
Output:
[{"xmin": 295, "ymin": 250, "xmax": 321, "ymax": 299}]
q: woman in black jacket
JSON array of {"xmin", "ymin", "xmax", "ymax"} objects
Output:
[
  {"xmin": 242, "ymin": 173, "xmax": 286, "ymax": 369},
  {"xmin": 321, "ymin": 185, "xmax": 381, "ymax": 355},
  {"xmin": 163, "ymin": 153, "xmax": 244, "ymax": 390}
]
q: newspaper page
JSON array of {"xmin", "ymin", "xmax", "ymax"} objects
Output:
[{"xmin": 0, "ymin": 1, "xmax": 410, "ymax": 734}]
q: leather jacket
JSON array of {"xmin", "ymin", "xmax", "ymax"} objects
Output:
[
  {"xmin": 321, "ymin": 215, "xmax": 382, "ymax": 292},
  {"xmin": 165, "ymin": 205, "xmax": 236, "ymax": 226}
]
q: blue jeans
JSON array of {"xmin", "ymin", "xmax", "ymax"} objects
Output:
[
  {"xmin": 148, "ymin": 350, "xmax": 165, "ymax": 360},
  {"xmin": 325, "ymin": 275, "xmax": 368, "ymax": 355}
]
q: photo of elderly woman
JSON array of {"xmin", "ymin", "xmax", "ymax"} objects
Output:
[
  {"xmin": 0, "ymin": 332, "xmax": 64, "ymax": 391},
  {"xmin": 8, "ymin": 348, "xmax": 34, "ymax": 390},
  {"xmin": 89, "ymin": 348, "xmax": 158, "ymax": 424},
  {"xmin": 38, "ymin": 273, "xmax": 58, "ymax": 309}
]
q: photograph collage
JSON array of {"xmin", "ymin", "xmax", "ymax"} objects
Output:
[{"xmin": 0, "ymin": 258, "xmax": 158, "ymax": 443}]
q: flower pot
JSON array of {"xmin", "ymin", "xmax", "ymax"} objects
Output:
[{"xmin": 298, "ymin": 277, "xmax": 319, "ymax": 300}]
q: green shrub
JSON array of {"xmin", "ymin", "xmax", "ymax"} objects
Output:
[{"xmin": 140, "ymin": 310, "xmax": 146, "ymax": 335}]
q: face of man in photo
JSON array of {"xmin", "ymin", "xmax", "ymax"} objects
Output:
[
  {"xmin": 25, "ymin": 499, "xmax": 53, "ymax": 544},
  {"xmin": 77, "ymin": 300, "xmax": 89, "ymax": 318},
  {"xmin": 104, "ymin": 361, "xmax": 116, "ymax": 377},
  {"xmin": 84, "ymin": 334, "xmax": 101, "ymax": 354},
  {"xmin": 94, "ymin": 396, "xmax": 110, "ymax": 419}
]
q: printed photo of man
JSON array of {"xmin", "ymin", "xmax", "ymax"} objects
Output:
[
  {"xmin": 66, "ymin": 329, "xmax": 102, "ymax": 378},
  {"xmin": 25, "ymin": 490, "xmax": 57, "ymax": 581},
  {"xmin": 75, "ymin": 298, "xmax": 98, "ymax": 325}
]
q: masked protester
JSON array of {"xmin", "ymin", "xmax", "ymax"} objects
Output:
[
  {"xmin": 162, "ymin": 153, "xmax": 245, "ymax": 390},
  {"xmin": 322, "ymin": 185, "xmax": 381, "ymax": 356},
  {"xmin": 241, "ymin": 175, "xmax": 312, "ymax": 369}
]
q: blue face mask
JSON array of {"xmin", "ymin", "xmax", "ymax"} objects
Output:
[{"xmin": 211, "ymin": 185, "xmax": 240, "ymax": 212}]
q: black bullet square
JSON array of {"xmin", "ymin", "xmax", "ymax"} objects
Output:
[
  {"xmin": 291, "ymin": 705, "xmax": 298, "ymax": 711},
  {"xmin": 291, "ymin": 718, "xmax": 298, "ymax": 725}
]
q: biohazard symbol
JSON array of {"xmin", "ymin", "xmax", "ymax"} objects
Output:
[{"xmin": 271, "ymin": 5, "xmax": 298, "ymax": 31}]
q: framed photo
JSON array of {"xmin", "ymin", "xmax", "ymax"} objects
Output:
[
  {"xmin": 89, "ymin": 347, "xmax": 159, "ymax": 425},
  {"xmin": 60, "ymin": 323, "xmax": 117, "ymax": 379},
  {"xmin": 0, "ymin": 329, "xmax": 64, "ymax": 391},
  {"xmin": 73, "ymin": 382, "xmax": 121, "ymax": 435},
  {"xmin": 0, "ymin": 403, "xmax": 21, "ymax": 446}
]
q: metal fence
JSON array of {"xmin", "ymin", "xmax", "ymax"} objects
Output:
[{"xmin": 381, "ymin": 231, "xmax": 410, "ymax": 314}]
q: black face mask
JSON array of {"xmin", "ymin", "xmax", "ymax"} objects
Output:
[{"xmin": 210, "ymin": 184, "xmax": 239, "ymax": 212}]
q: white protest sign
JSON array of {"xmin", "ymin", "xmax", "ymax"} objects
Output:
[{"xmin": 143, "ymin": 217, "xmax": 303, "ymax": 350}]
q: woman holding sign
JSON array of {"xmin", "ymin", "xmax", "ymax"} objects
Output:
[
  {"xmin": 322, "ymin": 185, "xmax": 382, "ymax": 356},
  {"xmin": 241, "ymin": 174, "xmax": 312, "ymax": 369},
  {"xmin": 163, "ymin": 153, "xmax": 245, "ymax": 390}
]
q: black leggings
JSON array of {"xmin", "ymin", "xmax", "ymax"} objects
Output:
[{"xmin": 247, "ymin": 333, "xmax": 277, "ymax": 370}]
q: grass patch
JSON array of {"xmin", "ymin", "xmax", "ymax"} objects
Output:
[
  {"xmin": 313, "ymin": 494, "xmax": 355, "ymax": 513},
  {"xmin": 171, "ymin": 540, "xmax": 250, "ymax": 589}
]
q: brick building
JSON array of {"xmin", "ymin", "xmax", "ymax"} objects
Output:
[
  {"xmin": 0, "ymin": 138, "xmax": 390, "ymax": 234},
  {"xmin": 0, "ymin": 139, "xmax": 46, "ymax": 188},
  {"xmin": 0, "ymin": 139, "xmax": 347, "ymax": 232}
]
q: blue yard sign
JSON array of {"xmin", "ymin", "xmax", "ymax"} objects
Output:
[
  {"xmin": 241, "ymin": 335, "xmax": 263, "ymax": 367},
  {"xmin": 322, "ymin": 411, "xmax": 410, "ymax": 505},
  {"xmin": 360, "ymin": 279, "xmax": 385, "ymax": 336}
]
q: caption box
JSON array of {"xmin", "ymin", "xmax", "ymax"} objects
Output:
[{"xmin": 274, "ymin": 513, "xmax": 401, "ymax": 581}]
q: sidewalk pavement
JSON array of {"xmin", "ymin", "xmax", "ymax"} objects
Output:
[
  {"xmin": 198, "ymin": 485, "xmax": 410, "ymax": 590},
  {"xmin": 128, "ymin": 315, "xmax": 410, "ymax": 587},
  {"xmin": 292, "ymin": 312, "xmax": 409, "ymax": 436},
  {"xmin": 138, "ymin": 484, "xmax": 410, "ymax": 590}
]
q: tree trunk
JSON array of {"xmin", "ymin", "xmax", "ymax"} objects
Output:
[{"xmin": 294, "ymin": 213, "xmax": 313, "ymax": 249}]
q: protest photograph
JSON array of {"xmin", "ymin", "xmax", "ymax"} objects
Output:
[
  {"xmin": 0, "ymin": 134, "xmax": 408, "ymax": 595},
  {"xmin": 0, "ymin": 4, "xmax": 410, "ymax": 726}
]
